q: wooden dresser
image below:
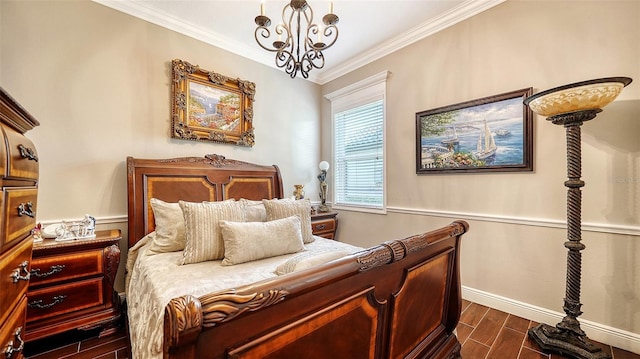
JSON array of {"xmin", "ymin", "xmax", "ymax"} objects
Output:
[
  {"xmin": 311, "ymin": 211, "xmax": 338, "ymax": 239},
  {"xmin": 25, "ymin": 230, "xmax": 121, "ymax": 342},
  {"xmin": 0, "ymin": 88, "xmax": 40, "ymax": 359}
]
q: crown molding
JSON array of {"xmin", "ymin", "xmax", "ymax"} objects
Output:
[
  {"xmin": 91, "ymin": 0, "xmax": 289, "ymax": 77},
  {"xmin": 92, "ymin": 0, "xmax": 505, "ymax": 85},
  {"xmin": 315, "ymin": 0, "xmax": 507, "ymax": 84}
]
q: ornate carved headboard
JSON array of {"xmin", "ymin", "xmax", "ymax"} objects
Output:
[{"xmin": 126, "ymin": 154, "xmax": 284, "ymax": 248}]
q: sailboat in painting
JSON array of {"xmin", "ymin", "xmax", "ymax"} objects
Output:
[
  {"xmin": 474, "ymin": 120, "xmax": 497, "ymax": 160},
  {"xmin": 441, "ymin": 126, "xmax": 459, "ymax": 146}
]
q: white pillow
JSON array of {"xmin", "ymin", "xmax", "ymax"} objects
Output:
[
  {"xmin": 180, "ymin": 200, "xmax": 246, "ymax": 265},
  {"xmin": 239, "ymin": 198, "xmax": 267, "ymax": 222},
  {"xmin": 147, "ymin": 198, "xmax": 186, "ymax": 255},
  {"xmin": 263, "ymin": 198, "xmax": 314, "ymax": 244},
  {"xmin": 220, "ymin": 216, "xmax": 305, "ymax": 266},
  {"xmin": 275, "ymin": 250, "xmax": 351, "ymax": 275}
]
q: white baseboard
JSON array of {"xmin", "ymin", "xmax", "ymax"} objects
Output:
[{"xmin": 462, "ymin": 286, "xmax": 640, "ymax": 355}]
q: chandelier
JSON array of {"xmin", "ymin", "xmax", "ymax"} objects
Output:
[{"xmin": 254, "ymin": 0, "xmax": 339, "ymax": 79}]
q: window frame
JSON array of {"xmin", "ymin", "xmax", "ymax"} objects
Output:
[{"xmin": 324, "ymin": 71, "xmax": 388, "ymax": 214}]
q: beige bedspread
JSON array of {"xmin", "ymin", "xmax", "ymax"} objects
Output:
[{"xmin": 126, "ymin": 234, "xmax": 362, "ymax": 359}]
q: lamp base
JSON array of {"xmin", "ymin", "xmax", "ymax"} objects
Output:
[{"xmin": 529, "ymin": 323, "xmax": 611, "ymax": 359}]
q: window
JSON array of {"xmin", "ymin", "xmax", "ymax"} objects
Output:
[{"xmin": 325, "ymin": 71, "xmax": 388, "ymax": 213}]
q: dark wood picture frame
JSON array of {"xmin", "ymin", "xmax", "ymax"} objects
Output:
[
  {"xmin": 416, "ymin": 88, "xmax": 533, "ymax": 174},
  {"xmin": 171, "ymin": 59, "xmax": 256, "ymax": 147}
]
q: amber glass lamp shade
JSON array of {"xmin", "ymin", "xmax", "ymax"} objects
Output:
[{"xmin": 524, "ymin": 77, "xmax": 632, "ymax": 117}]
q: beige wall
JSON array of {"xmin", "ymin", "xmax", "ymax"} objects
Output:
[
  {"xmin": 2, "ymin": 0, "xmax": 639, "ymax": 351},
  {"xmin": 0, "ymin": 0, "xmax": 322, "ymax": 291},
  {"xmin": 322, "ymin": 0, "xmax": 640, "ymax": 346}
]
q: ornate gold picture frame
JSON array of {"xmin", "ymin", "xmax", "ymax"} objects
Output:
[{"xmin": 171, "ymin": 59, "xmax": 255, "ymax": 146}]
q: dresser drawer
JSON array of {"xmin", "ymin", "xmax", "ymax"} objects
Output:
[
  {"xmin": 2, "ymin": 188, "xmax": 37, "ymax": 249},
  {"xmin": 30, "ymin": 249, "xmax": 103, "ymax": 286},
  {"xmin": 0, "ymin": 238, "xmax": 32, "ymax": 326},
  {"xmin": 26, "ymin": 278, "xmax": 104, "ymax": 323},
  {"xmin": 0, "ymin": 296, "xmax": 27, "ymax": 359},
  {"xmin": 2, "ymin": 125, "xmax": 38, "ymax": 180}
]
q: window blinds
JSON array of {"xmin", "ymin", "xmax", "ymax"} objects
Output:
[{"xmin": 334, "ymin": 99, "xmax": 384, "ymax": 209}]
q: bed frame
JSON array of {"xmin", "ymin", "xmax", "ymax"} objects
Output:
[{"xmin": 127, "ymin": 154, "xmax": 468, "ymax": 359}]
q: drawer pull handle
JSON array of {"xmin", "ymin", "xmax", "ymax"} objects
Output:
[
  {"xmin": 10, "ymin": 261, "xmax": 30, "ymax": 283},
  {"xmin": 28, "ymin": 295, "xmax": 67, "ymax": 309},
  {"xmin": 31, "ymin": 264, "xmax": 66, "ymax": 278},
  {"xmin": 2, "ymin": 326, "xmax": 25, "ymax": 359},
  {"xmin": 315, "ymin": 224, "xmax": 326, "ymax": 230},
  {"xmin": 17, "ymin": 202, "xmax": 35, "ymax": 218},
  {"xmin": 17, "ymin": 144, "xmax": 38, "ymax": 162}
]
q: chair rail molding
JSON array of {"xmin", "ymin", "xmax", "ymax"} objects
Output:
[{"xmin": 387, "ymin": 206, "xmax": 640, "ymax": 237}]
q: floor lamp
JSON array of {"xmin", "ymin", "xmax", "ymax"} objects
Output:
[{"xmin": 523, "ymin": 77, "xmax": 632, "ymax": 359}]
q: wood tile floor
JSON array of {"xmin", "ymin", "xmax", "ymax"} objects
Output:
[
  {"xmin": 458, "ymin": 299, "xmax": 640, "ymax": 359},
  {"xmin": 23, "ymin": 300, "xmax": 639, "ymax": 359}
]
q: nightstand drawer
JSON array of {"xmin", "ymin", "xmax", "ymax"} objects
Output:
[
  {"xmin": 29, "ymin": 249, "xmax": 103, "ymax": 286},
  {"xmin": 0, "ymin": 239, "xmax": 32, "ymax": 326},
  {"xmin": 312, "ymin": 219, "xmax": 336, "ymax": 234},
  {"xmin": 26, "ymin": 278, "xmax": 104, "ymax": 323}
]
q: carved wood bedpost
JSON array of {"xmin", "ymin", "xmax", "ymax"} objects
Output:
[{"xmin": 164, "ymin": 295, "xmax": 203, "ymax": 359}]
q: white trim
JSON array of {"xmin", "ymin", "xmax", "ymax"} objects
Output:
[
  {"xmin": 324, "ymin": 71, "xmax": 390, "ymax": 101},
  {"xmin": 462, "ymin": 286, "xmax": 640, "ymax": 354},
  {"xmin": 315, "ymin": 0, "xmax": 507, "ymax": 84},
  {"xmin": 91, "ymin": 0, "xmax": 285, "ymax": 80},
  {"xmin": 387, "ymin": 206, "xmax": 640, "ymax": 237},
  {"xmin": 92, "ymin": 0, "xmax": 505, "ymax": 85},
  {"xmin": 38, "ymin": 215, "xmax": 128, "ymax": 227}
]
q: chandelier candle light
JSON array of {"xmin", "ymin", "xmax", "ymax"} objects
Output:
[
  {"xmin": 255, "ymin": 0, "xmax": 339, "ymax": 79},
  {"xmin": 523, "ymin": 77, "xmax": 632, "ymax": 359}
]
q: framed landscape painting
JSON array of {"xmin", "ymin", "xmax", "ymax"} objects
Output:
[
  {"xmin": 171, "ymin": 59, "xmax": 256, "ymax": 147},
  {"xmin": 415, "ymin": 88, "xmax": 533, "ymax": 174}
]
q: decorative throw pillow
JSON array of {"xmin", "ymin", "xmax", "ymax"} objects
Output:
[
  {"xmin": 147, "ymin": 198, "xmax": 186, "ymax": 255},
  {"xmin": 239, "ymin": 198, "xmax": 267, "ymax": 222},
  {"xmin": 180, "ymin": 200, "xmax": 246, "ymax": 265},
  {"xmin": 219, "ymin": 216, "xmax": 305, "ymax": 266},
  {"xmin": 275, "ymin": 250, "xmax": 351, "ymax": 275},
  {"xmin": 263, "ymin": 198, "xmax": 314, "ymax": 244}
]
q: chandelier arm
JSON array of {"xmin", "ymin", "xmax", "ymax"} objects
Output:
[
  {"xmin": 301, "ymin": 49, "xmax": 325, "ymax": 71},
  {"xmin": 254, "ymin": 27, "xmax": 281, "ymax": 52},
  {"xmin": 319, "ymin": 25, "xmax": 339, "ymax": 49}
]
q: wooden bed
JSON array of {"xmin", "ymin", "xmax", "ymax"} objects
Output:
[{"xmin": 126, "ymin": 154, "xmax": 468, "ymax": 359}]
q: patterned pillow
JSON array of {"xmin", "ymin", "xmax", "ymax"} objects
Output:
[
  {"xmin": 219, "ymin": 216, "xmax": 305, "ymax": 266},
  {"xmin": 180, "ymin": 200, "xmax": 246, "ymax": 265},
  {"xmin": 147, "ymin": 198, "xmax": 185, "ymax": 255},
  {"xmin": 239, "ymin": 198, "xmax": 267, "ymax": 222},
  {"xmin": 263, "ymin": 198, "xmax": 314, "ymax": 244}
]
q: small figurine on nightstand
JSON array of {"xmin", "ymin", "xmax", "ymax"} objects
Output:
[
  {"xmin": 31, "ymin": 223, "xmax": 43, "ymax": 243},
  {"xmin": 317, "ymin": 161, "xmax": 330, "ymax": 212},
  {"xmin": 80, "ymin": 214, "xmax": 96, "ymax": 237},
  {"xmin": 54, "ymin": 214, "xmax": 97, "ymax": 241}
]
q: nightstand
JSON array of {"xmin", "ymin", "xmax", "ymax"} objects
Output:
[
  {"xmin": 311, "ymin": 211, "xmax": 338, "ymax": 240},
  {"xmin": 24, "ymin": 229, "xmax": 121, "ymax": 342}
]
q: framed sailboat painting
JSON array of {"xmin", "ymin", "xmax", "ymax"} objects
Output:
[{"xmin": 415, "ymin": 88, "xmax": 533, "ymax": 174}]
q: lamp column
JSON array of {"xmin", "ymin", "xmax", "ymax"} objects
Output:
[{"xmin": 528, "ymin": 109, "xmax": 609, "ymax": 359}]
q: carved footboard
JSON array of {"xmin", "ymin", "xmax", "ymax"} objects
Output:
[{"xmin": 164, "ymin": 221, "xmax": 468, "ymax": 359}]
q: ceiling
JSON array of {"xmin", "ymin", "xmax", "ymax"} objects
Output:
[{"xmin": 93, "ymin": 0, "xmax": 505, "ymax": 84}]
